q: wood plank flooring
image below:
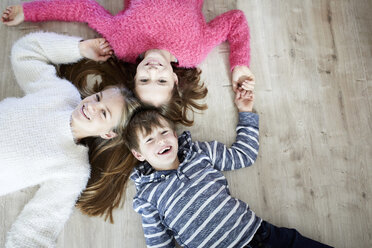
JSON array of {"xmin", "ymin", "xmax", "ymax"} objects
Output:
[{"xmin": 1, "ymin": 0, "xmax": 371, "ymax": 247}]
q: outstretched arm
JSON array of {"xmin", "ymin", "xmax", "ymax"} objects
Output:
[
  {"xmin": 195, "ymin": 91, "xmax": 258, "ymax": 171},
  {"xmin": 11, "ymin": 32, "xmax": 111, "ymax": 94},
  {"xmin": 3, "ymin": 0, "xmax": 113, "ymax": 36},
  {"xmin": 5, "ymin": 173, "xmax": 89, "ymax": 247}
]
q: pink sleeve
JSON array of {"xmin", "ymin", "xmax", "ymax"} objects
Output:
[
  {"xmin": 204, "ymin": 10, "xmax": 251, "ymax": 70},
  {"xmin": 23, "ymin": 0, "xmax": 113, "ymax": 36}
]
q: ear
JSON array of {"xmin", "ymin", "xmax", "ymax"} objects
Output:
[
  {"xmin": 100, "ymin": 130, "xmax": 118, "ymax": 140},
  {"xmin": 131, "ymin": 149, "xmax": 145, "ymax": 161},
  {"xmin": 173, "ymin": 72, "xmax": 179, "ymax": 85}
]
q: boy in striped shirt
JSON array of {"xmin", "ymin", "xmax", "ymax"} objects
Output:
[{"xmin": 125, "ymin": 91, "xmax": 332, "ymax": 248}]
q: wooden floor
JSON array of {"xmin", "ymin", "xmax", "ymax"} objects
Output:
[{"xmin": 1, "ymin": 0, "xmax": 371, "ymax": 247}]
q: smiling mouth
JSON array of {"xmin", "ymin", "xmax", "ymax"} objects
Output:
[
  {"xmin": 81, "ymin": 105, "xmax": 90, "ymax": 120},
  {"xmin": 158, "ymin": 146, "xmax": 172, "ymax": 155}
]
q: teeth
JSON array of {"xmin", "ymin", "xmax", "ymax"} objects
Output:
[
  {"xmin": 82, "ymin": 106, "xmax": 90, "ymax": 120},
  {"xmin": 159, "ymin": 147, "xmax": 170, "ymax": 154}
]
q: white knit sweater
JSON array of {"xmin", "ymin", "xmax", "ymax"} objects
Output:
[{"xmin": 0, "ymin": 32, "xmax": 91, "ymax": 248}]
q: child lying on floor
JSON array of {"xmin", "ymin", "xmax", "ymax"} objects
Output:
[{"xmin": 123, "ymin": 90, "xmax": 332, "ymax": 247}]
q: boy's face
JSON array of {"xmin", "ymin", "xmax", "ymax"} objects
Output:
[{"xmin": 131, "ymin": 118, "xmax": 179, "ymax": 171}]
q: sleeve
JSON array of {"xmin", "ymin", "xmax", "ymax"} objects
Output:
[
  {"xmin": 195, "ymin": 112, "xmax": 259, "ymax": 171},
  {"xmin": 10, "ymin": 32, "xmax": 83, "ymax": 94},
  {"xmin": 133, "ymin": 197, "xmax": 175, "ymax": 248},
  {"xmin": 23, "ymin": 0, "xmax": 113, "ymax": 36},
  {"xmin": 5, "ymin": 174, "xmax": 89, "ymax": 248},
  {"xmin": 204, "ymin": 10, "xmax": 251, "ymax": 70}
]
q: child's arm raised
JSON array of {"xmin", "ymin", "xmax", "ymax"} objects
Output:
[
  {"xmin": 133, "ymin": 197, "xmax": 176, "ymax": 248},
  {"xmin": 195, "ymin": 91, "xmax": 258, "ymax": 171}
]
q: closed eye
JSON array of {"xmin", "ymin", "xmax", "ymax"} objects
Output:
[
  {"xmin": 146, "ymin": 138, "xmax": 153, "ymax": 143},
  {"xmin": 96, "ymin": 94, "xmax": 100, "ymax": 101},
  {"xmin": 161, "ymin": 130, "xmax": 168, "ymax": 135}
]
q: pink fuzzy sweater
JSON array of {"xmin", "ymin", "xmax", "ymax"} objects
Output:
[{"xmin": 23, "ymin": 0, "xmax": 250, "ymax": 69}]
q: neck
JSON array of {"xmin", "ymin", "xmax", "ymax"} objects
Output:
[
  {"xmin": 153, "ymin": 157, "xmax": 180, "ymax": 171},
  {"xmin": 169, "ymin": 157, "xmax": 180, "ymax": 170}
]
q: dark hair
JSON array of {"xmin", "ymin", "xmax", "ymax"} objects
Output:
[
  {"xmin": 123, "ymin": 106, "xmax": 175, "ymax": 151},
  {"xmin": 127, "ymin": 60, "xmax": 208, "ymax": 126},
  {"xmin": 57, "ymin": 57, "xmax": 136, "ymax": 98}
]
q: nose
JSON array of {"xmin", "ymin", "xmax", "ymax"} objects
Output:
[
  {"xmin": 146, "ymin": 64, "xmax": 164, "ymax": 73},
  {"xmin": 157, "ymin": 138, "xmax": 166, "ymax": 145},
  {"xmin": 87, "ymin": 101, "xmax": 101, "ymax": 115}
]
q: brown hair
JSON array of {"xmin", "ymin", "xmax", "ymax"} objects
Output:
[
  {"xmin": 58, "ymin": 60, "xmax": 141, "ymax": 222},
  {"xmin": 58, "ymin": 56, "xmax": 208, "ymax": 126},
  {"xmin": 123, "ymin": 106, "xmax": 175, "ymax": 151},
  {"xmin": 127, "ymin": 61, "xmax": 208, "ymax": 126},
  {"xmin": 57, "ymin": 57, "xmax": 136, "ymax": 98},
  {"xmin": 168, "ymin": 65, "xmax": 208, "ymax": 126}
]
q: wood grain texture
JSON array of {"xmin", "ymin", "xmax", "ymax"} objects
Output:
[{"xmin": 0, "ymin": 0, "xmax": 371, "ymax": 247}]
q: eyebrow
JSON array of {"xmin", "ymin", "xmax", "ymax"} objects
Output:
[{"xmin": 100, "ymin": 91, "xmax": 112, "ymax": 119}]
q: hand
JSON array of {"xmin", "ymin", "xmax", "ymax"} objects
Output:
[
  {"xmin": 234, "ymin": 88, "xmax": 254, "ymax": 112},
  {"xmin": 78, "ymin": 38, "xmax": 113, "ymax": 62},
  {"xmin": 2, "ymin": 5, "xmax": 24, "ymax": 26},
  {"xmin": 232, "ymin": 65, "xmax": 255, "ymax": 96}
]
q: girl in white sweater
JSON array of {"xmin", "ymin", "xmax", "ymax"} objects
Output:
[{"xmin": 0, "ymin": 32, "xmax": 139, "ymax": 248}]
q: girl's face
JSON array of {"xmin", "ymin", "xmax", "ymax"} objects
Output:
[
  {"xmin": 71, "ymin": 88, "xmax": 125, "ymax": 140},
  {"xmin": 135, "ymin": 51, "xmax": 178, "ymax": 106}
]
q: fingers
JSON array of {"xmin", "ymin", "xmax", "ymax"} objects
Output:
[
  {"xmin": 241, "ymin": 90, "xmax": 253, "ymax": 100},
  {"xmin": 2, "ymin": 8, "xmax": 12, "ymax": 23},
  {"xmin": 98, "ymin": 39, "xmax": 113, "ymax": 55},
  {"xmin": 240, "ymin": 80, "xmax": 255, "ymax": 91},
  {"xmin": 2, "ymin": 6, "xmax": 23, "ymax": 26}
]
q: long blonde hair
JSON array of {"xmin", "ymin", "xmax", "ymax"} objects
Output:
[{"xmin": 58, "ymin": 60, "xmax": 140, "ymax": 222}]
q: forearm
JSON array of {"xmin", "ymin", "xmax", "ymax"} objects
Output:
[
  {"xmin": 5, "ymin": 178, "xmax": 87, "ymax": 248},
  {"xmin": 230, "ymin": 112, "xmax": 259, "ymax": 168},
  {"xmin": 206, "ymin": 10, "xmax": 250, "ymax": 70},
  {"xmin": 23, "ymin": 0, "xmax": 112, "ymax": 25},
  {"xmin": 11, "ymin": 32, "xmax": 82, "ymax": 91},
  {"xmin": 134, "ymin": 198, "xmax": 175, "ymax": 248},
  {"xmin": 227, "ymin": 10, "xmax": 250, "ymax": 70},
  {"xmin": 198, "ymin": 112, "xmax": 259, "ymax": 171}
]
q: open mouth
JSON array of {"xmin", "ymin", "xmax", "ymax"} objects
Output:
[
  {"xmin": 158, "ymin": 146, "xmax": 172, "ymax": 155},
  {"xmin": 81, "ymin": 105, "xmax": 90, "ymax": 120}
]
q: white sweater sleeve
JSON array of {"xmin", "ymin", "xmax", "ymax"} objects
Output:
[
  {"xmin": 5, "ymin": 173, "xmax": 89, "ymax": 248},
  {"xmin": 10, "ymin": 32, "xmax": 83, "ymax": 94}
]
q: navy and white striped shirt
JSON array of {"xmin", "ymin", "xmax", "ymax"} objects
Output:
[{"xmin": 130, "ymin": 112, "xmax": 261, "ymax": 248}]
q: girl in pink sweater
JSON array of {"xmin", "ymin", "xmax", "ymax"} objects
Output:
[{"xmin": 2, "ymin": 0, "xmax": 255, "ymax": 123}]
